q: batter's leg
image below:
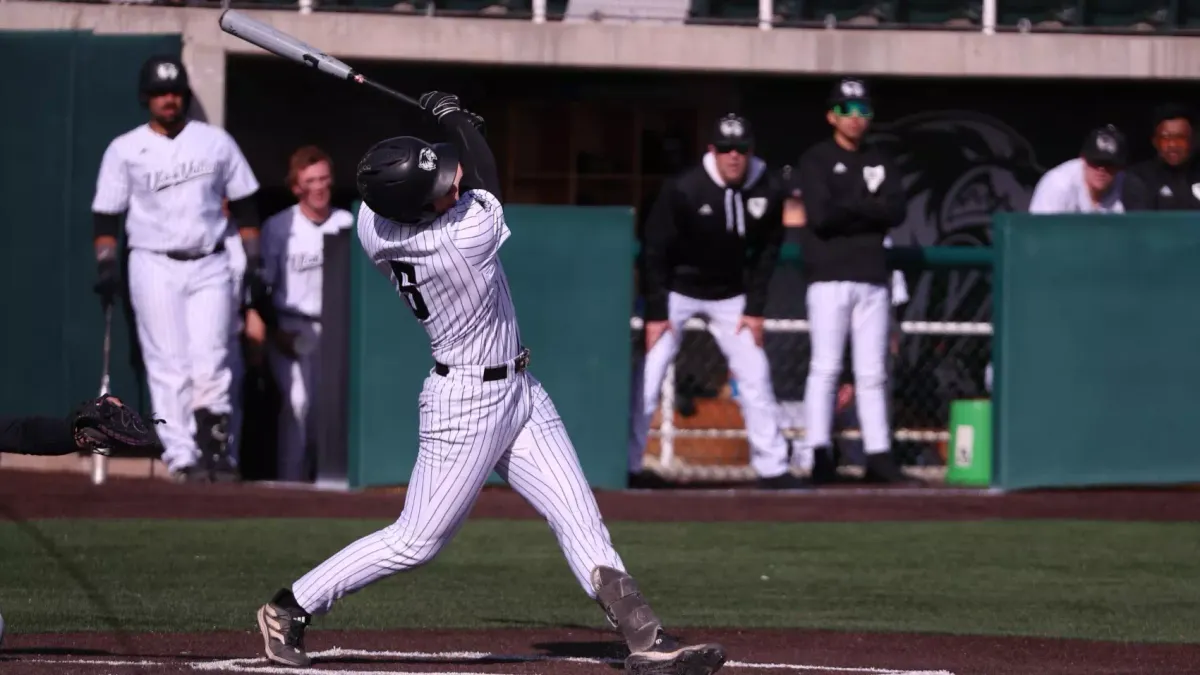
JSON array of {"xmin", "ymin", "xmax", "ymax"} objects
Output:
[
  {"xmin": 258, "ymin": 373, "xmax": 530, "ymax": 668},
  {"xmin": 627, "ymin": 293, "xmax": 696, "ymax": 474},
  {"xmin": 704, "ymin": 296, "xmax": 789, "ymax": 480},
  {"xmin": 127, "ymin": 250, "xmax": 200, "ymax": 475},
  {"xmin": 498, "ymin": 376, "xmax": 726, "ymax": 675},
  {"xmin": 802, "ymin": 282, "xmax": 852, "ymax": 470}
]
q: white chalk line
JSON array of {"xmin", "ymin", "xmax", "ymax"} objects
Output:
[{"xmin": 20, "ymin": 648, "xmax": 956, "ymax": 675}]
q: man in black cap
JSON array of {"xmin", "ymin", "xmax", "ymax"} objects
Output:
[
  {"xmin": 629, "ymin": 113, "xmax": 803, "ymax": 490},
  {"xmin": 1124, "ymin": 104, "xmax": 1200, "ymax": 211},
  {"xmin": 1030, "ymin": 125, "xmax": 1142, "ymax": 213},
  {"xmin": 793, "ymin": 77, "xmax": 916, "ymax": 486}
]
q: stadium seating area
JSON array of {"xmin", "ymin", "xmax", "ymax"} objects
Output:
[{"xmin": 213, "ymin": 0, "xmax": 1196, "ymax": 31}]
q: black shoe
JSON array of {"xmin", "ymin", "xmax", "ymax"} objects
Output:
[
  {"xmin": 756, "ymin": 472, "xmax": 813, "ymax": 491},
  {"xmin": 864, "ymin": 452, "xmax": 923, "ymax": 485},
  {"xmin": 810, "ymin": 445, "xmax": 838, "ymax": 485},
  {"xmin": 626, "ymin": 629, "xmax": 726, "ymax": 675},
  {"xmin": 628, "ymin": 470, "xmax": 672, "ymax": 490},
  {"xmin": 257, "ymin": 589, "xmax": 311, "ymax": 667}
]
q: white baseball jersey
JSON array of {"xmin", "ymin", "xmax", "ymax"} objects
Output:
[
  {"xmin": 1029, "ymin": 158, "xmax": 1127, "ymax": 214},
  {"xmin": 92, "ymin": 121, "xmax": 260, "ymax": 253},
  {"xmin": 289, "ymin": 187, "xmax": 627, "ymax": 618},
  {"xmin": 262, "ymin": 205, "xmax": 355, "ymax": 319},
  {"xmin": 357, "ymin": 191, "xmax": 522, "ymax": 366}
]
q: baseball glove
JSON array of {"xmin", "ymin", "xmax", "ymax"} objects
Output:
[{"xmin": 71, "ymin": 396, "xmax": 164, "ymax": 456}]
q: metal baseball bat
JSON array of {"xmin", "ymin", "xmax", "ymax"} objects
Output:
[
  {"xmin": 218, "ymin": 10, "xmax": 422, "ymax": 109},
  {"xmin": 91, "ymin": 302, "xmax": 113, "ymax": 486}
]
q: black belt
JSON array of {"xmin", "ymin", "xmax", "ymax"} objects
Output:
[
  {"xmin": 165, "ymin": 240, "xmax": 226, "ymax": 261},
  {"xmin": 435, "ymin": 348, "xmax": 530, "ymax": 382}
]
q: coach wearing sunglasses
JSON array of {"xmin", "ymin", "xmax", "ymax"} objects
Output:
[
  {"xmin": 628, "ymin": 113, "xmax": 802, "ymax": 490},
  {"xmin": 794, "ymin": 77, "xmax": 917, "ymax": 486}
]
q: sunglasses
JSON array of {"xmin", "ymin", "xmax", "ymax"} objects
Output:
[
  {"xmin": 714, "ymin": 142, "xmax": 752, "ymax": 155},
  {"xmin": 832, "ymin": 101, "xmax": 874, "ymax": 119}
]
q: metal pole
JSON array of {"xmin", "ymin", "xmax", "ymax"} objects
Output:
[
  {"xmin": 758, "ymin": 0, "xmax": 772, "ymax": 30},
  {"xmin": 982, "ymin": 0, "xmax": 996, "ymax": 34},
  {"xmin": 533, "ymin": 0, "xmax": 547, "ymax": 24}
]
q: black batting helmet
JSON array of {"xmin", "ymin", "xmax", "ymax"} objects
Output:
[
  {"xmin": 138, "ymin": 55, "xmax": 191, "ymax": 107},
  {"xmin": 356, "ymin": 136, "xmax": 460, "ymax": 223}
]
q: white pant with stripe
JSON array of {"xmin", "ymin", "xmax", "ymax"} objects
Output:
[
  {"xmin": 628, "ymin": 292, "xmax": 789, "ymax": 479},
  {"xmin": 803, "ymin": 281, "xmax": 892, "ymax": 458},
  {"xmin": 127, "ymin": 249, "xmax": 233, "ymax": 471},
  {"xmin": 291, "ymin": 367, "xmax": 626, "ymax": 615}
]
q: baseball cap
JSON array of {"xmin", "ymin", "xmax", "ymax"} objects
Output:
[
  {"xmin": 828, "ymin": 77, "xmax": 873, "ymax": 117},
  {"xmin": 711, "ymin": 113, "xmax": 755, "ymax": 153},
  {"xmin": 1081, "ymin": 124, "xmax": 1127, "ymax": 167}
]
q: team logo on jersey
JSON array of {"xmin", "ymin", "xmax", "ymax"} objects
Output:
[
  {"xmin": 156, "ymin": 62, "xmax": 180, "ymax": 81},
  {"xmin": 418, "ymin": 147, "xmax": 437, "ymax": 172},
  {"xmin": 863, "ymin": 165, "xmax": 886, "ymax": 194},
  {"xmin": 746, "ymin": 196, "xmax": 768, "ymax": 219},
  {"xmin": 146, "ymin": 159, "xmax": 216, "ymax": 192}
]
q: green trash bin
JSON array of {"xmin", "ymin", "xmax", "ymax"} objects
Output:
[{"xmin": 945, "ymin": 399, "xmax": 992, "ymax": 487}]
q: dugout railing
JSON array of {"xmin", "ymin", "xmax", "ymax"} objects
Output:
[{"xmin": 631, "ymin": 245, "xmax": 994, "ymax": 484}]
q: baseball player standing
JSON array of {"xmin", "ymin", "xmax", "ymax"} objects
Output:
[
  {"xmin": 249, "ymin": 145, "xmax": 354, "ymax": 482},
  {"xmin": 795, "ymin": 77, "xmax": 916, "ymax": 486},
  {"xmin": 629, "ymin": 114, "xmax": 800, "ymax": 490},
  {"xmin": 90, "ymin": 55, "xmax": 265, "ymax": 483},
  {"xmin": 255, "ymin": 91, "xmax": 727, "ymax": 675}
]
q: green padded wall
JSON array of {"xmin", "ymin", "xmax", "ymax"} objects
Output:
[
  {"xmin": 0, "ymin": 30, "xmax": 181, "ymax": 417},
  {"xmin": 349, "ymin": 204, "xmax": 635, "ymax": 490},
  {"xmin": 993, "ymin": 212, "xmax": 1200, "ymax": 490}
]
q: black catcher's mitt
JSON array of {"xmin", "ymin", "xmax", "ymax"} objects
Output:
[{"xmin": 71, "ymin": 396, "xmax": 164, "ymax": 456}]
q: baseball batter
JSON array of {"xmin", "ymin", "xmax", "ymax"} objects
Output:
[
  {"xmin": 254, "ymin": 146, "xmax": 354, "ymax": 482},
  {"xmin": 91, "ymin": 55, "xmax": 265, "ymax": 483},
  {"xmin": 255, "ymin": 91, "xmax": 727, "ymax": 675},
  {"xmin": 795, "ymin": 77, "xmax": 916, "ymax": 485}
]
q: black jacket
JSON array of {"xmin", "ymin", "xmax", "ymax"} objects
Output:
[
  {"xmin": 1125, "ymin": 156, "xmax": 1200, "ymax": 210},
  {"xmin": 641, "ymin": 153, "xmax": 785, "ymax": 321},
  {"xmin": 796, "ymin": 137, "xmax": 906, "ymax": 285}
]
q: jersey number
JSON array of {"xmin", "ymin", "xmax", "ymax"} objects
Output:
[{"xmin": 389, "ymin": 261, "xmax": 431, "ymax": 321}]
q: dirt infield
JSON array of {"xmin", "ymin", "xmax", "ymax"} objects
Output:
[
  {"xmin": 4, "ymin": 627, "xmax": 1200, "ymax": 675},
  {"xmin": 2, "ymin": 468, "xmax": 1198, "ymax": 675},
  {"xmin": 2, "ymin": 469, "xmax": 1198, "ymax": 522}
]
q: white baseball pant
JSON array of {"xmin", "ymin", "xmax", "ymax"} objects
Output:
[
  {"xmin": 291, "ymin": 368, "xmax": 625, "ymax": 615},
  {"xmin": 127, "ymin": 249, "xmax": 234, "ymax": 472},
  {"xmin": 802, "ymin": 281, "xmax": 891, "ymax": 460},
  {"xmin": 628, "ymin": 292, "xmax": 789, "ymax": 479},
  {"xmin": 268, "ymin": 316, "xmax": 322, "ymax": 482}
]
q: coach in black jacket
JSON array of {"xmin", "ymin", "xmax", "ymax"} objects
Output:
[
  {"xmin": 796, "ymin": 77, "xmax": 917, "ymax": 486},
  {"xmin": 629, "ymin": 114, "xmax": 803, "ymax": 490},
  {"xmin": 1125, "ymin": 104, "xmax": 1200, "ymax": 210}
]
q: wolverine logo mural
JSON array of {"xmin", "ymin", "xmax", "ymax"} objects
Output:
[{"xmin": 868, "ymin": 110, "xmax": 1046, "ymax": 430}]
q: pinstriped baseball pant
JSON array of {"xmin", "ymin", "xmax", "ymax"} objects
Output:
[{"xmin": 292, "ymin": 368, "xmax": 626, "ymax": 615}]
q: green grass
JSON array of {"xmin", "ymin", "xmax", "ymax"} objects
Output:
[{"xmin": 0, "ymin": 519, "xmax": 1197, "ymax": 643}]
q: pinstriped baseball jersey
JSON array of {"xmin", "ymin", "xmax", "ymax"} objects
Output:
[
  {"xmin": 262, "ymin": 205, "xmax": 355, "ymax": 319},
  {"xmin": 357, "ymin": 190, "xmax": 522, "ymax": 366},
  {"xmin": 92, "ymin": 121, "xmax": 259, "ymax": 253}
]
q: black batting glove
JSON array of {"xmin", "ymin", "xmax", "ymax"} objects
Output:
[
  {"xmin": 460, "ymin": 109, "xmax": 487, "ymax": 137},
  {"xmin": 418, "ymin": 91, "xmax": 461, "ymax": 122},
  {"xmin": 94, "ymin": 258, "xmax": 119, "ymax": 306}
]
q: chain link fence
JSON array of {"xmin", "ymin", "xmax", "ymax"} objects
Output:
[{"xmin": 632, "ymin": 265, "xmax": 993, "ymax": 483}]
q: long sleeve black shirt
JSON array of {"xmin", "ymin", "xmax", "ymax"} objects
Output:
[
  {"xmin": 1125, "ymin": 156, "xmax": 1200, "ymax": 210},
  {"xmin": 641, "ymin": 154, "xmax": 785, "ymax": 321},
  {"xmin": 796, "ymin": 137, "xmax": 906, "ymax": 285}
]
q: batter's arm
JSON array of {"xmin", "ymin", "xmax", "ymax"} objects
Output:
[
  {"xmin": 0, "ymin": 415, "xmax": 78, "ymax": 456},
  {"xmin": 640, "ymin": 181, "xmax": 680, "ymax": 323},
  {"xmin": 441, "ymin": 111, "xmax": 502, "ymax": 201}
]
